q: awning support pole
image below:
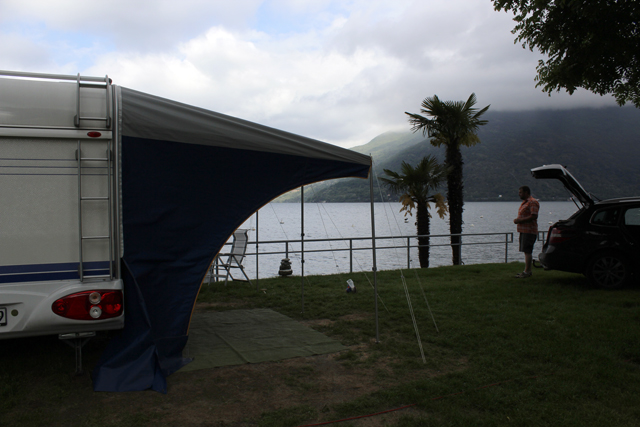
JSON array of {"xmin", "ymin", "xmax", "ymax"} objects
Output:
[
  {"xmin": 369, "ymin": 160, "xmax": 379, "ymax": 344},
  {"xmin": 301, "ymin": 186, "xmax": 305, "ymax": 316},
  {"xmin": 256, "ymin": 209, "xmax": 260, "ymax": 292}
]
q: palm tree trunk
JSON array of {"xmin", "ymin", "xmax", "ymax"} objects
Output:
[
  {"xmin": 445, "ymin": 144, "xmax": 464, "ymax": 265},
  {"xmin": 416, "ymin": 202, "xmax": 430, "ymax": 268}
]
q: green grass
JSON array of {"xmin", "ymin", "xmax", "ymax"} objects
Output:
[
  {"xmin": 3, "ymin": 263, "xmax": 640, "ymax": 426},
  {"xmin": 198, "ymin": 264, "xmax": 640, "ymax": 426}
]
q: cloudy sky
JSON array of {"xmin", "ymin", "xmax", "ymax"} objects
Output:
[{"xmin": 1, "ymin": 0, "xmax": 617, "ymax": 148}]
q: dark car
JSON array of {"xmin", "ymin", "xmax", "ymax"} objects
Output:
[{"xmin": 531, "ymin": 164, "xmax": 640, "ymax": 289}]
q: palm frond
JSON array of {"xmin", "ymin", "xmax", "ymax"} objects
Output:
[
  {"xmin": 381, "ymin": 155, "xmax": 449, "ymax": 217},
  {"xmin": 405, "ymin": 93, "xmax": 490, "ymax": 149}
]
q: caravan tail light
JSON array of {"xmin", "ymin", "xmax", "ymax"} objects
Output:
[{"xmin": 52, "ymin": 290, "xmax": 123, "ymax": 320}]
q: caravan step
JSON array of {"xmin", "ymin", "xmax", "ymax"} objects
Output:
[
  {"xmin": 79, "ymin": 157, "xmax": 109, "ymax": 161},
  {"xmin": 81, "ymin": 274, "xmax": 112, "ymax": 280}
]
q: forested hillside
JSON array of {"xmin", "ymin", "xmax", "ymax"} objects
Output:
[{"xmin": 282, "ymin": 106, "xmax": 640, "ymax": 202}]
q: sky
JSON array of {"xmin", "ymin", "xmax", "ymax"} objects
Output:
[{"xmin": 0, "ymin": 0, "xmax": 618, "ymax": 148}]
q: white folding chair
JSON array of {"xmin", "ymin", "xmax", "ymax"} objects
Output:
[{"xmin": 209, "ymin": 229, "xmax": 252, "ymax": 285}]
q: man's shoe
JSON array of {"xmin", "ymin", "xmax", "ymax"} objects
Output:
[{"xmin": 515, "ymin": 271, "xmax": 532, "ymax": 278}]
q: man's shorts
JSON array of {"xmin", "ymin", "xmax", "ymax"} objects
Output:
[{"xmin": 519, "ymin": 233, "xmax": 537, "ymax": 254}]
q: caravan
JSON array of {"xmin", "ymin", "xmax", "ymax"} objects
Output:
[{"xmin": 0, "ymin": 71, "xmax": 124, "ymax": 339}]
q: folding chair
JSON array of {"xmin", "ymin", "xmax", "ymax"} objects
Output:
[{"xmin": 209, "ymin": 229, "xmax": 252, "ymax": 285}]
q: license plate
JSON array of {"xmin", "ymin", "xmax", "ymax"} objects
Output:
[{"xmin": 0, "ymin": 307, "xmax": 6, "ymax": 326}]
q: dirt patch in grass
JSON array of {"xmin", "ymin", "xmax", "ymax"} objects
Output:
[
  {"xmin": 301, "ymin": 312, "xmax": 371, "ymax": 328},
  {"xmin": 169, "ymin": 354, "xmax": 372, "ymax": 424},
  {"xmin": 138, "ymin": 307, "xmax": 464, "ymax": 425},
  {"xmin": 150, "ymin": 349, "xmax": 439, "ymax": 426},
  {"xmin": 132, "ymin": 310, "xmax": 466, "ymax": 426}
]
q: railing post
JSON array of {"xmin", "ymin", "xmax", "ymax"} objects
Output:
[
  {"xmin": 285, "ymin": 241, "xmax": 289, "ymax": 259},
  {"xmin": 349, "ymin": 239, "xmax": 353, "ymax": 273},
  {"xmin": 407, "ymin": 237, "xmax": 411, "ymax": 269},
  {"xmin": 505, "ymin": 233, "xmax": 509, "ymax": 263}
]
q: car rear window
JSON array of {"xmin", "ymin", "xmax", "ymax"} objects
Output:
[
  {"xmin": 590, "ymin": 207, "xmax": 620, "ymax": 226},
  {"xmin": 624, "ymin": 208, "xmax": 640, "ymax": 226}
]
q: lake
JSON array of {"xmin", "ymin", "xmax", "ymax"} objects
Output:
[{"xmin": 227, "ymin": 201, "xmax": 580, "ymax": 279}]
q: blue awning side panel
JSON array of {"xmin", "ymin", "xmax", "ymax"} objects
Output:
[
  {"xmin": 92, "ymin": 136, "xmax": 369, "ymax": 392},
  {"xmin": 92, "ymin": 260, "xmax": 176, "ymax": 392}
]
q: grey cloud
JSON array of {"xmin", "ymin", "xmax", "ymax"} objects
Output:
[
  {"xmin": 0, "ymin": 0, "xmax": 264, "ymax": 53},
  {"xmin": 0, "ymin": 33, "xmax": 59, "ymax": 71}
]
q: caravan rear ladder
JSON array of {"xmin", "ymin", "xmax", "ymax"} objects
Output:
[
  {"xmin": 77, "ymin": 141, "xmax": 114, "ymax": 281},
  {"xmin": 74, "ymin": 73, "xmax": 112, "ymax": 128}
]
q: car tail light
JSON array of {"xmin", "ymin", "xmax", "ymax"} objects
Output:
[
  {"xmin": 548, "ymin": 225, "xmax": 576, "ymax": 244},
  {"xmin": 52, "ymin": 290, "xmax": 123, "ymax": 320}
]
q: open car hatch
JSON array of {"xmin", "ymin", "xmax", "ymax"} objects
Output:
[{"xmin": 531, "ymin": 164, "xmax": 593, "ymax": 206}]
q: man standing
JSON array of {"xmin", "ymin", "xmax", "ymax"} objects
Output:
[{"xmin": 513, "ymin": 186, "xmax": 539, "ymax": 278}]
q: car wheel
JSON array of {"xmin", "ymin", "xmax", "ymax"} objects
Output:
[{"xmin": 586, "ymin": 251, "xmax": 632, "ymax": 289}]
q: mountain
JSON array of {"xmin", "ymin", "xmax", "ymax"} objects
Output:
[{"xmin": 279, "ymin": 106, "xmax": 640, "ymax": 202}]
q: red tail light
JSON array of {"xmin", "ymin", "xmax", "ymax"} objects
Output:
[
  {"xmin": 52, "ymin": 290, "xmax": 123, "ymax": 320},
  {"xmin": 548, "ymin": 226, "xmax": 576, "ymax": 244}
]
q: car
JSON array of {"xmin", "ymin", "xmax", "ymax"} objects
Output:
[{"xmin": 531, "ymin": 164, "xmax": 640, "ymax": 289}]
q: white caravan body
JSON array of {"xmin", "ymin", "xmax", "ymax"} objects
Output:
[{"xmin": 0, "ymin": 71, "xmax": 124, "ymax": 339}]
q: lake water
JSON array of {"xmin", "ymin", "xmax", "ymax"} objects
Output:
[{"xmin": 229, "ymin": 201, "xmax": 580, "ymax": 279}]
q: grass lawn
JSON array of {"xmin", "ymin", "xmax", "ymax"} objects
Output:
[{"xmin": 2, "ymin": 262, "xmax": 640, "ymax": 426}]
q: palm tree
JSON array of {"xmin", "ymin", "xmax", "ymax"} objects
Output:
[
  {"xmin": 405, "ymin": 93, "xmax": 490, "ymax": 265},
  {"xmin": 380, "ymin": 155, "xmax": 449, "ymax": 268}
]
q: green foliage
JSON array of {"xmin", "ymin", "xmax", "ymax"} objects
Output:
[
  {"xmin": 494, "ymin": 0, "xmax": 640, "ymax": 107},
  {"xmin": 380, "ymin": 155, "xmax": 449, "ymax": 218}
]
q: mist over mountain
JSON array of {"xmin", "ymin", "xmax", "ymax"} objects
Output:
[{"xmin": 277, "ymin": 106, "xmax": 640, "ymax": 203}]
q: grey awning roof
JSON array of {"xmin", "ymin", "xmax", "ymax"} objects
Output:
[{"xmin": 119, "ymin": 86, "xmax": 371, "ymax": 167}]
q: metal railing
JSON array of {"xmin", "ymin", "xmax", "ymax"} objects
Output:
[
  {"xmin": 234, "ymin": 232, "xmax": 514, "ymax": 273},
  {"xmin": 538, "ymin": 230, "xmax": 547, "ymax": 243}
]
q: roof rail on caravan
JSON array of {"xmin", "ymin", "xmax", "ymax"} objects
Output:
[{"xmin": 0, "ymin": 70, "xmax": 113, "ymax": 129}]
